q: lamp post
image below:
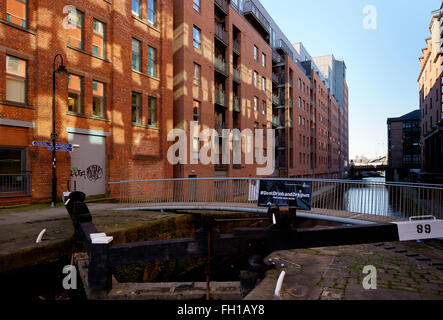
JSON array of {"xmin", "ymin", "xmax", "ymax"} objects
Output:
[{"xmin": 52, "ymin": 54, "xmax": 67, "ymax": 207}]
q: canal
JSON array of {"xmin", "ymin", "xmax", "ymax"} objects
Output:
[{"xmin": 318, "ymin": 177, "xmax": 443, "ymax": 219}]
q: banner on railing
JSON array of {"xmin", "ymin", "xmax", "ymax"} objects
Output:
[{"xmin": 258, "ymin": 180, "xmax": 312, "ymax": 210}]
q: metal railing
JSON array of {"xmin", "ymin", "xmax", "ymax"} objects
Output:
[
  {"xmin": 0, "ymin": 173, "xmax": 32, "ymax": 196},
  {"xmin": 233, "ymin": 66, "xmax": 241, "ymax": 82},
  {"xmin": 214, "ymin": 0, "xmax": 229, "ymax": 14},
  {"xmin": 214, "ymin": 23, "xmax": 229, "ymax": 45},
  {"xmin": 214, "ymin": 56, "xmax": 228, "ymax": 74},
  {"xmin": 214, "ymin": 89, "xmax": 227, "ymax": 107},
  {"xmin": 272, "ymin": 94, "xmax": 280, "ymax": 106},
  {"xmin": 110, "ymin": 178, "xmax": 443, "ymax": 220},
  {"xmin": 275, "ymin": 39, "xmax": 294, "ymax": 60},
  {"xmin": 272, "ymin": 50, "xmax": 283, "ymax": 64},
  {"xmin": 243, "ymin": 0, "xmax": 271, "ymax": 33},
  {"xmin": 233, "ymin": 95, "xmax": 241, "ymax": 112},
  {"xmin": 233, "ymin": 39, "xmax": 241, "ymax": 53}
]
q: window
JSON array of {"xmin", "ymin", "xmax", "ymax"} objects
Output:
[
  {"xmin": 148, "ymin": 96, "xmax": 157, "ymax": 127},
  {"xmin": 254, "ymin": 71, "xmax": 258, "ymax": 88},
  {"xmin": 262, "ymin": 53, "xmax": 266, "ymax": 67},
  {"xmin": 299, "ymin": 97, "xmax": 302, "ymax": 109},
  {"xmin": 92, "ymin": 19, "xmax": 106, "ymax": 58},
  {"xmin": 298, "ymin": 79, "xmax": 301, "ymax": 89},
  {"xmin": 68, "ymin": 74, "xmax": 83, "ymax": 114},
  {"xmin": 148, "ymin": 46, "xmax": 157, "ymax": 77},
  {"xmin": 193, "ymin": 63, "xmax": 201, "ymax": 86},
  {"xmin": 6, "ymin": 55, "xmax": 27, "ymax": 104},
  {"xmin": 262, "ymin": 100, "xmax": 266, "ymax": 115},
  {"xmin": 132, "ymin": 38, "xmax": 141, "ymax": 71},
  {"xmin": 262, "ymin": 77, "xmax": 266, "ymax": 91},
  {"xmin": 193, "ymin": 100, "xmax": 201, "ymax": 121},
  {"xmin": 254, "ymin": 46, "xmax": 258, "ymax": 61},
  {"xmin": 67, "ymin": 9, "xmax": 84, "ymax": 49},
  {"xmin": 6, "ymin": 0, "xmax": 27, "ymax": 27},
  {"xmin": 132, "ymin": 92, "xmax": 141, "ymax": 124},
  {"xmin": 254, "ymin": 97, "xmax": 258, "ymax": 112},
  {"xmin": 147, "ymin": 0, "xmax": 157, "ymax": 27},
  {"xmin": 92, "ymin": 81, "xmax": 105, "ymax": 118},
  {"xmin": 132, "ymin": 0, "xmax": 141, "ymax": 18},
  {"xmin": 193, "ymin": 0, "xmax": 200, "ymax": 12},
  {"xmin": 193, "ymin": 26, "xmax": 201, "ymax": 50}
]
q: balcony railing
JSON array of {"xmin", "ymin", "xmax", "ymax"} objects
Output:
[
  {"xmin": 276, "ymin": 135, "xmax": 286, "ymax": 148},
  {"xmin": 214, "ymin": 89, "xmax": 228, "ymax": 107},
  {"xmin": 272, "ymin": 116, "xmax": 279, "ymax": 127},
  {"xmin": 233, "ymin": 96, "xmax": 241, "ymax": 112},
  {"xmin": 276, "ymin": 74, "xmax": 285, "ymax": 87},
  {"xmin": 233, "ymin": 66, "xmax": 241, "ymax": 83},
  {"xmin": 215, "ymin": 23, "xmax": 229, "ymax": 46},
  {"xmin": 243, "ymin": 0, "xmax": 271, "ymax": 38},
  {"xmin": 272, "ymin": 94, "xmax": 280, "ymax": 106},
  {"xmin": 215, "ymin": 0, "xmax": 229, "ymax": 15},
  {"xmin": 215, "ymin": 122, "xmax": 228, "ymax": 136},
  {"xmin": 233, "ymin": 39, "xmax": 241, "ymax": 54},
  {"xmin": 275, "ymin": 39, "xmax": 294, "ymax": 60},
  {"xmin": 0, "ymin": 173, "xmax": 32, "ymax": 196},
  {"xmin": 272, "ymin": 50, "xmax": 283, "ymax": 64},
  {"xmin": 272, "ymin": 73, "xmax": 279, "ymax": 84},
  {"xmin": 214, "ymin": 56, "xmax": 228, "ymax": 75}
]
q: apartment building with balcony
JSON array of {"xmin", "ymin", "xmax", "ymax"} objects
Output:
[
  {"xmin": 173, "ymin": 0, "xmax": 272, "ymax": 179},
  {"xmin": 173, "ymin": 0, "xmax": 349, "ymax": 179},
  {"xmin": 418, "ymin": 8, "xmax": 443, "ymax": 182},
  {"xmin": 0, "ymin": 0, "xmax": 174, "ymax": 205},
  {"xmin": 0, "ymin": 0, "xmax": 350, "ymax": 205}
]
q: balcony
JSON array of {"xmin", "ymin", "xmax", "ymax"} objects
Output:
[
  {"xmin": 233, "ymin": 39, "xmax": 241, "ymax": 55},
  {"xmin": 272, "ymin": 73, "xmax": 279, "ymax": 85},
  {"xmin": 272, "ymin": 94, "xmax": 280, "ymax": 106},
  {"xmin": 272, "ymin": 116, "xmax": 279, "ymax": 127},
  {"xmin": 215, "ymin": 23, "xmax": 229, "ymax": 47},
  {"xmin": 242, "ymin": 0, "xmax": 270, "ymax": 41},
  {"xmin": 272, "ymin": 50, "xmax": 282, "ymax": 64},
  {"xmin": 0, "ymin": 173, "xmax": 32, "ymax": 196},
  {"xmin": 233, "ymin": 96, "xmax": 241, "ymax": 112},
  {"xmin": 214, "ymin": 56, "xmax": 228, "ymax": 76},
  {"xmin": 276, "ymin": 135, "xmax": 286, "ymax": 150},
  {"xmin": 275, "ymin": 39, "xmax": 294, "ymax": 60},
  {"xmin": 233, "ymin": 66, "xmax": 241, "ymax": 83},
  {"xmin": 275, "ymin": 74, "xmax": 285, "ymax": 88},
  {"xmin": 215, "ymin": 122, "xmax": 228, "ymax": 136},
  {"xmin": 214, "ymin": 0, "xmax": 229, "ymax": 16},
  {"xmin": 272, "ymin": 116, "xmax": 285, "ymax": 129},
  {"xmin": 214, "ymin": 89, "xmax": 228, "ymax": 107},
  {"xmin": 215, "ymin": 153, "xmax": 229, "ymax": 171}
]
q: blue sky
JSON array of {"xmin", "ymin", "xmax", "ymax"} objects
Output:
[{"xmin": 260, "ymin": 0, "xmax": 439, "ymax": 159}]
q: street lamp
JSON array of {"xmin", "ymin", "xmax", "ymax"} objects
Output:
[{"xmin": 52, "ymin": 54, "xmax": 67, "ymax": 207}]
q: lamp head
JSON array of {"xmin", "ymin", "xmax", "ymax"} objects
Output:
[{"xmin": 57, "ymin": 64, "xmax": 68, "ymax": 74}]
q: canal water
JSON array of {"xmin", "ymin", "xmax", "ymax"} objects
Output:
[{"xmin": 344, "ymin": 177, "xmax": 398, "ymax": 217}]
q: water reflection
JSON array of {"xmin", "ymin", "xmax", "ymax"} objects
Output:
[{"xmin": 346, "ymin": 177, "xmax": 399, "ymax": 217}]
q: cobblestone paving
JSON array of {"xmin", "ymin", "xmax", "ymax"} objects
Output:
[{"xmin": 246, "ymin": 241, "xmax": 443, "ymax": 300}]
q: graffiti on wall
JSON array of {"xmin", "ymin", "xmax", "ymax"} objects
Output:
[{"xmin": 71, "ymin": 165, "xmax": 104, "ymax": 182}]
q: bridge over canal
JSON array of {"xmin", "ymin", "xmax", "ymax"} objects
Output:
[{"xmin": 109, "ymin": 178, "xmax": 443, "ymax": 224}]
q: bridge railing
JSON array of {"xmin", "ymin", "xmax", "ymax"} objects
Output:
[{"xmin": 109, "ymin": 178, "xmax": 443, "ymax": 220}]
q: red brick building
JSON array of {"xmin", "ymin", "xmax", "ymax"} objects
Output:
[
  {"xmin": 0, "ymin": 0, "xmax": 173, "ymax": 205},
  {"xmin": 418, "ymin": 11, "xmax": 443, "ymax": 180},
  {"xmin": 0, "ymin": 0, "xmax": 349, "ymax": 205}
]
